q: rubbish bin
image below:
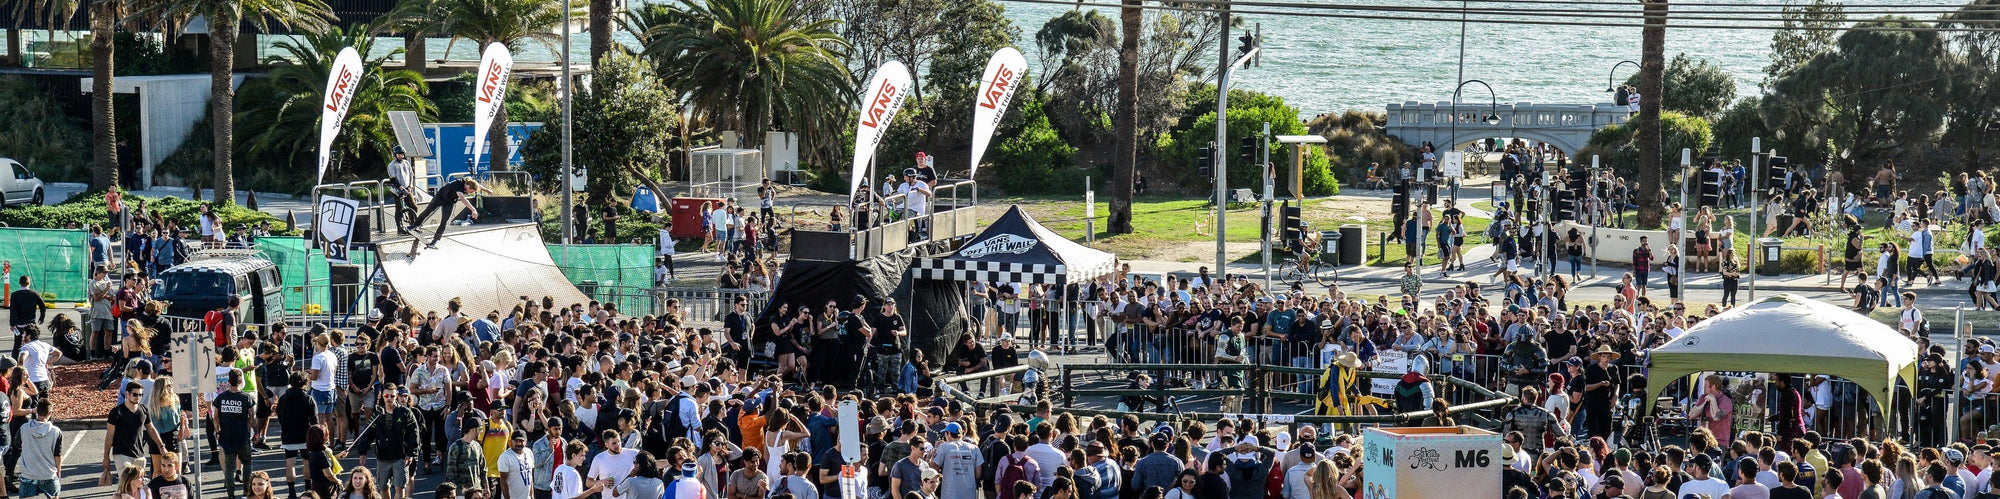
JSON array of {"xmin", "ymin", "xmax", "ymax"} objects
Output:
[
  {"xmin": 579, "ymin": 280, "xmax": 600, "ymax": 299},
  {"xmin": 1757, "ymin": 238, "xmax": 1784, "ymax": 276},
  {"xmin": 1320, "ymin": 231, "xmax": 1342, "ymax": 266},
  {"xmin": 1339, "ymin": 224, "xmax": 1366, "ymax": 266}
]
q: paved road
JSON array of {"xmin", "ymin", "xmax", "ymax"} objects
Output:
[{"xmin": 52, "ymin": 425, "xmax": 459, "ymax": 499}]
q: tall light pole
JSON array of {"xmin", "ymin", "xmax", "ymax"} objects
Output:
[
  {"xmin": 559, "ymin": 1, "xmax": 575, "ymax": 244},
  {"xmin": 1214, "ymin": 33, "xmax": 1259, "ymax": 277},
  {"xmin": 1447, "ymin": 79, "xmax": 1503, "ymax": 204}
]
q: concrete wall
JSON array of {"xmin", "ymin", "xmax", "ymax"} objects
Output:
[{"xmin": 82, "ymin": 74, "xmax": 245, "ymax": 189}]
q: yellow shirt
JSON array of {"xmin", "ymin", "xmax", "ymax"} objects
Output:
[{"xmin": 482, "ymin": 419, "xmax": 513, "ymax": 477}]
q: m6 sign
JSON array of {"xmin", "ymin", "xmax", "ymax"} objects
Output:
[{"xmin": 1361, "ymin": 426, "xmax": 1501, "ymax": 499}]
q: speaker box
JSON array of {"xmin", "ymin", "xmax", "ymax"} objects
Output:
[
  {"xmin": 328, "ymin": 264, "xmax": 364, "ymax": 315},
  {"xmin": 481, "ymin": 196, "xmax": 536, "ymax": 222}
]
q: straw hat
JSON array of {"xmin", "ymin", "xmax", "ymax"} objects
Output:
[
  {"xmin": 1589, "ymin": 345, "xmax": 1622, "ymax": 362},
  {"xmin": 1335, "ymin": 352, "xmax": 1365, "ymax": 369}
]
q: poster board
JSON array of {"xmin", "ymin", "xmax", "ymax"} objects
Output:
[
  {"xmin": 1440, "ymin": 151, "xmax": 1464, "ymax": 179},
  {"xmin": 1360, "ymin": 426, "xmax": 1502, "ymax": 499},
  {"xmin": 1371, "ymin": 350, "xmax": 1408, "ymax": 395}
]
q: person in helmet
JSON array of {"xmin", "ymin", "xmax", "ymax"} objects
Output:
[{"xmin": 386, "ymin": 146, "xmax": 419, "ymax": 233}]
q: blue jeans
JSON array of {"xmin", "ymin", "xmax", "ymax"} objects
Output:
[
  {"xmin": 1880, "ymin": 281, "xmax": 1903, "ymax": 307},
  {"xmin": 19, "ymin": 478, "xmax": 58, "ymax": 499}
]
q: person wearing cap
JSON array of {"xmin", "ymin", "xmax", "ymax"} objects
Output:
[
  {"xmin": 1942, "ymin": 449, "xmax": 1971, "ymax": 497},
  {"xmin": 385, "ymin": 145, "xmax": 418, "ymax": 231},
  {"xmin": 1079, "ymin": 441, "xmax": 1118, "ymax": 499},
  {"xmin": 1593, "ymin": 473, "xmax": 1627, "ymax": 499},
  {"xmin": 1919, "ymin": 354, "xmax": 1955, "ymax": 447},
  {"xmin": 1678, "ymin": 453, "xmax": 1729, "ymax": 499},
  {"xmin": 498, "ymin": 429, "xmax": 536, "ymax": 499},
  {"xmin": 868, "ymin": 299, "xmax": 908, "ymax": 394},
  {"xmin": 931, "ymin": 422, "xmax": 981, "ymax": 499},
  {"xmin": 903, "ymin": 170, "xmax": 933, "ymax": 240},
  {"xmin": 531, "ymin": 416, "xmax": 567, "ymax": 499},
  {"xmin": 444, "ymin": 412, "xmax": 490, "ymax": 491},
  {"xmin": 1131, "ymin": 433, "xmax": 1185, "ymax": 494},
  {"xmin": 1279, "ymin": 441, "xmax": 1316, "ymax": 499}
]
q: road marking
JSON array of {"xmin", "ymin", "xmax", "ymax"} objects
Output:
[{"xmin": 60, "ymin": 431, "xmax": 83, "ymax": 462}]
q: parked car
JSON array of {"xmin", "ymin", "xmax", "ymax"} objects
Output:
[{"xmin": 0, "ymin": 158, "xmax": 46, "ymax": 206}]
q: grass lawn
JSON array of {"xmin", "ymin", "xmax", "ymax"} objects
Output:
[
  {"xmin": 1025, "ymin": 196, "xmax": 1282, "ymax": 260},
  {"xmin": 1363, "ymin": 209, "xmax": 1495, "ymax": 267}
]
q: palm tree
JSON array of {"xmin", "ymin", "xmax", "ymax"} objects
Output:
[
  {"xmin": 132, "ymin": 0, "xmax": 331, "ymax": 203},
  {"xmin": 635, "ymin": 0, "xmax": 852, "ymax": 155},
  {"xmin": 11, "ymin": 0, "xmax": 121, "ymax": 190},
  {"xmin": 386, "ymin": 0, "xmax": 577, "ymax": 171},
  {"xmin": 234, "ymin": 25, "xmax": 434, "ymax": 185},
  {"xmin": 1636, "ymin": 0, "xmax": 1667, "ymax": 228},
  {"xmin": 1108, "ymin": 0, "xmax": 1139, "ymax": 234}
]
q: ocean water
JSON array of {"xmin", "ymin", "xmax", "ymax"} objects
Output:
[{"xmin": 997, "ymin": 0, "xmax": 1939, "ymax": 114}]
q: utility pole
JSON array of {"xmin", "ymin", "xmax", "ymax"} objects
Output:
[
  {"xmin": 1260, "ymin": 122, "xmax": 1272, "ymax": 291},
  {"xmin": 559, "ymin": 4, "xmax": 575, "ymax": 244},
  {"xmin": 1589, "ymin": 155, "xmax": 1600, "ymax": 279},
  {"xmin": 1215, "ymin": 28, "xmax": 1258, "ymax": 279},
  {"xmin": 1676, "ymin": 148, "xmax": 1690, "ymax": 301},
  {"xmin": 1748, "ymin": 137, "xmax": 1761, "ymax": 301}
]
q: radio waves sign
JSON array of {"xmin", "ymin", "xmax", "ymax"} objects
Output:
[
  {"xmin": 968, "ymin": 48, "xmax": 1027, "ymax": 180},
  {"xmin": 470, "ymin": 43, "xmax": 514, "ymax": 175},
  {"xmin": 848, "ymin": 61, "xmax": 913, "ymax": 198},
  {"xmin": 317, "ymin": 47, "xmax": 364, "ymax": 185},
  {"xmin": 959, "ymin": 233, "xmax": 1038, "ymax": 259}
]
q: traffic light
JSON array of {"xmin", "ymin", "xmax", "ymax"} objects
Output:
[
  {"xmin": 1197, "ymin": 144, "xmax": 1213, "ymax": 177},
  {"xmin": 1698, "ymin": 168, "xmax": 1722, "ymax": 208},
  {"xmin": 1764, "ymin": 154, "xmax": 1789, "ymax": 192},
  {"xmin": 1239, "ymin": 136, "xmax": 1256, "ymax": 162},
  {"xmin": 1566, "ymin": 167, "xmax": 1588, "ymax": 194},
  {"xmin": 1237, "ymin": 32, "xmax": 1258, "ymax": 58},
  {"xmin": 1282, "ymin": 204, "xmax": 1302, "ymax": 243},
  {"xmin": 1392, "ymin": 181, "xmax": 1410, "ymax": 223},
  {"xmin": 1553, "ymin": 190, "xmax": 1575, "ymax": 222}
]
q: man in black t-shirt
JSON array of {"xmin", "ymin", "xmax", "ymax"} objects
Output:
[
  {"xmin": 407, "ymin": 178, "xmax": 485, "ymax": 248},
  {"xmin": 103, "ymin": 382, "xmax": 151, "ymax": 482},
  {"xmin": 838, "ymin": 296, "xmax": 876, "ymax": 389},
  {"xmin": 347, "ymin": 336, "xmax": 381, "ymax": 425},
  {"xmin": 724, "ymin": 299, "xmax": 750, "ymax": 363},
  {"xmin": 868, "ymin": 300, "xmax": 908, "ymax": 393},
  {"xmin": 215, "ymin": 370, "xmax": 257, "ymax": 499}
]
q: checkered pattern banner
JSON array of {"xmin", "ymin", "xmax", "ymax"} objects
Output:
[{"xmin": 912, "ymin": 257, "xmax": 1068, "ymax": 285}]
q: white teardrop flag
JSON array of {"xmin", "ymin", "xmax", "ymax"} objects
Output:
[
  {"xmin": 968, "ymin": 47, "xmax": 1027, "ymax": 180},
  {"xmin": 849, "ymin": 61, "xmax": 913, "ymax": 198},
  {"xmin": 471, "ymin": 43, "xmax": 514, "ymax": 173},
  {"xmin": 317, "ymin": 47, "xmax": 364, "ymax": 185}
]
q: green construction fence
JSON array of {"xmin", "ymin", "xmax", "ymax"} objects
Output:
[
  {"xmin": 255, "ymin": 237, "xmax": 379, "ymax": 315},
  {"xmin": 546, "ymin": 244, "xmax": 656, "ymax": 313},
  {"xmin": 0, "ymin": 227, "xmax": 90, "ymax": 303}
]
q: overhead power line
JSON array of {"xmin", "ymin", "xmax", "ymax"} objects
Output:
[{"xmin": 998, "ymin": 0, "xmax": 2000, "ymax": 32}]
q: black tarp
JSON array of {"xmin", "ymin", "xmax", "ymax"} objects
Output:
[{"xmin": 765, "ymin": 252, "xmax": 967, "ymax": 364}]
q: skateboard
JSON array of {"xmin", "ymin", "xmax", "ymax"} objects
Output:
[{"xmin": 404, "ymin": 206, "xmax": 461, "ymax": 260}]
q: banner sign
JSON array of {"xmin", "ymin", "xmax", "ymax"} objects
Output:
[
  {"xmin": 968, "ymin": 48, "xmax": 1027, "ymax": 179},
  {"xmin": 1440, "ymin": 151, "xmax": 1464, "ymax": 179},
  {"xmin": 317, "ymin": 47, "xmax": 363, "ymax": 185},
  {"xmin": 471, "ymin": 43, "xmax": 514, "ymax": 174},
  {"xmin": 168, "ymin": 327, "xmax": 216, "ymax": 395},
  {"xmin": 849, "ymin": 61, "xmax": 913, "ymax": 198},
  {"xmin": 1371, "ymin": 349, "xmax": 1409, "ymax": 395},
  {"xmin": 316, "ymin": 196, "xmax": 360, "ymax": 263}
]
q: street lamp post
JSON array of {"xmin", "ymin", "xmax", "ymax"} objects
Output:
[
  {"xmin": 1215, "ymin": 43, "xmax": 1260, "ymax": 279},
  {"xmin": 1448, "ymin": 79, "xmax": 1502, "ymax": 203},
  {"xmin": 1605, "ymin": 60, "xmax": 1640, "ymax": 92},
  {"xmin": 1590, "ymin": 155, "xmax": 1600, "ymax": 279}
]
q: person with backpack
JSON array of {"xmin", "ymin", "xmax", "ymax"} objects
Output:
[
  {"xmin": 993, "ymin": 435, "xmax": 1041, "ymax": 499},
  {"xmin": 443, "ymin": 413, "xmax": 489, "ymax": 492},
  {"xmin": 647, "ymin": 377, "xmax": 702, "ymax": 458}
]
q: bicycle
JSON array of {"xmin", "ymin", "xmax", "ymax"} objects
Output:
[{"xmin": 1280, "ymin": 237, "xmax": 1337, "ymax": 287}]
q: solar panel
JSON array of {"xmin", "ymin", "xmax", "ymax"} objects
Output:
[{"xmin": 388, "ymin": 111, "xmax": 431, "ymax": 157}]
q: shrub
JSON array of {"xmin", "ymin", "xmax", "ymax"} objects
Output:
[{"xmin": 0, "ymin": 190, "xmax": 294, "ymax": 235}]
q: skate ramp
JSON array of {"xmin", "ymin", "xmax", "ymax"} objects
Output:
[{"xmin": 375, "ymin": 223, "xmax": 590, "ymax": 318}]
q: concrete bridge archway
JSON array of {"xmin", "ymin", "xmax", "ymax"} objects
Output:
[{"xmin": 1382, "ymin": 101, "xmax": 1630, "ymax": 154}]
